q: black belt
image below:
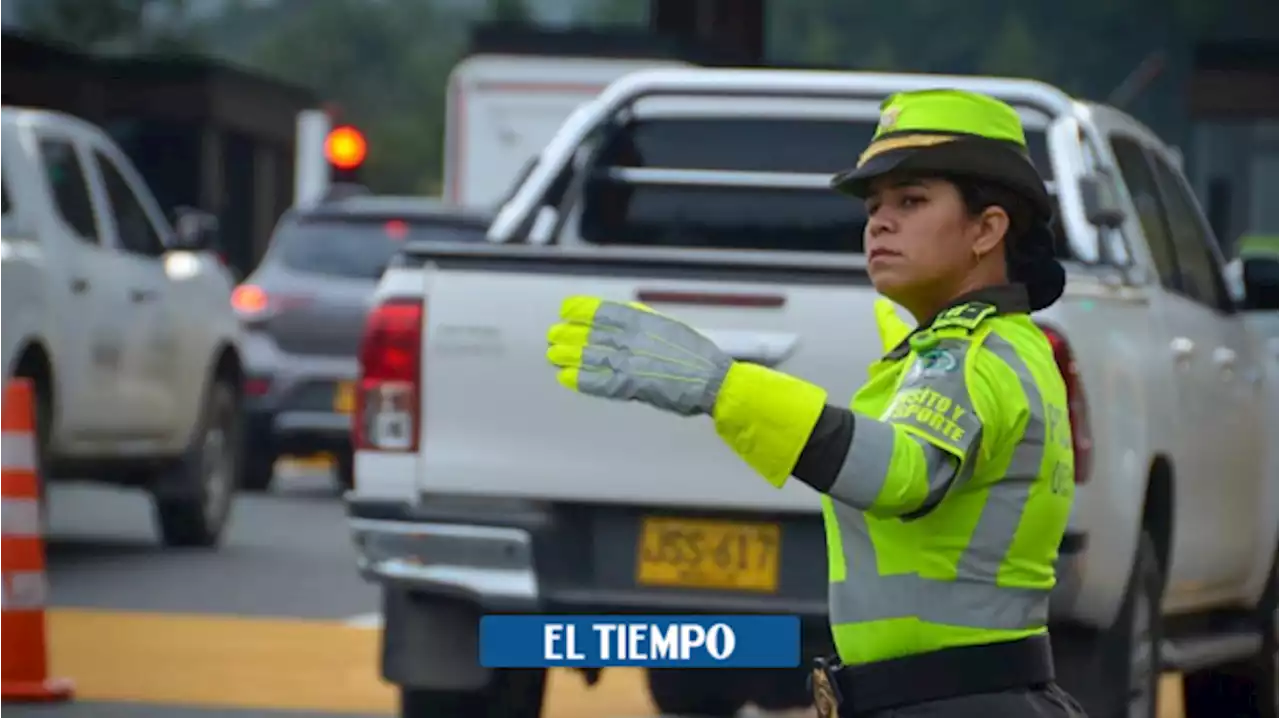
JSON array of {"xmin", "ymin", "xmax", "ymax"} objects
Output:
[{"xmin": 814, "ymin": 634, "xmax": 1055, "ymax": 716}]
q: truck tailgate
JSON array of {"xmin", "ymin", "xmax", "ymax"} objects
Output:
[{"xmin": 417, "ymin": 249, "xmax": 884, "ymax": 512}]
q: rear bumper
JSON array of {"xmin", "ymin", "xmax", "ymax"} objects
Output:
[
  {"xmin": 347, "ymin": 495, "xmax": 1087, "ymax": 620},
  {"xmin": 349, "ymin": 518, "xmax": 540, "ymax": 612},
  {"xmin": 347, "ymin": 496, "xmax": 829, "ymax": 619},
  {"xmin": 348, "ymin": 495, "xmax": 1089, "ymax": 692},
  {"xmin": 240, "ymin": 331, "xmax": 357, "ymax": 457},
  {"xmin": 244, "ymin": 409, "xmax": 352, "ymax": 458}
]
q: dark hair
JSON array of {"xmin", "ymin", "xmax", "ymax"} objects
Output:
[
  {"xmin": 948, "ymin": 176, "xmax": 1066, "ymax": 308},
  {"xmin": 949, "ymin": 176, "xmax": 1036, "ymax": 246}
]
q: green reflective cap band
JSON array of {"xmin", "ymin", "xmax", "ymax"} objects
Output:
[{"xmin": 872, "ymin": 89, "xmax": 1028, "ymax": 145}]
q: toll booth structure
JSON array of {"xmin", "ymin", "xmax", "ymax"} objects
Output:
[
  {"xmin": 1185, "ymin": 38, "xmax": 1278, "ymax": 251},
  {"xmin": 2, "ymin": 31, "xmax": 318, "ymax": 278}
]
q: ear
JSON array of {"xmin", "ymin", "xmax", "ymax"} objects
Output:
[{"xmin": 972, "ymin": 205, "xmax": 1010, "ymax": 259}]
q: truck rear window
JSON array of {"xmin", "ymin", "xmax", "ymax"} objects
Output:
[
  {"xmin": 272, "ymin": 216, "xmax": 486, "ymax": 280},
  {"xmin": 580, "ymin": 116, "xmax": 1052, "ymax": 254}
]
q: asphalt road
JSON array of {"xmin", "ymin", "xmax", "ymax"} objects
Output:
[
  {"xmin": 43, "ymin": 475, "xmax": 375, "ymax": 619},
  {"xmin": 4, "ymin": 461, "xmax": 1187, "ymax": 718},
  {"xmin": 1, "ymin": 463, "xmax": 665, "ymax": 718},
  {"xmin": 5, "ymin": 466, "xmax": 377, "ymax": 718}
]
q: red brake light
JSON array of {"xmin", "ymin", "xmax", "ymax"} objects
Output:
[
  {"xmin": 384, "ymin": 220, "xmax": 409, "ymax": 240},
  {"xmin": 231, "ymin": 284, "xmax": 270, "ymax": 316},
  {"xmin": 244, "ymin": 377, "xmax": 272, "ymax": 397},
  {"xmin": 355, "ymin": 297, "xmax": 424, "ymax": 453},
  {"xmin": 1038, "ymin": 324, "xmax": 1093, "ymax": 484}
]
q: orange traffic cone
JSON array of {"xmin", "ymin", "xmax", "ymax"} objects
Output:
[{"xmin": 1, "ymin": 378, "xmax": 73, "ymax": 702}]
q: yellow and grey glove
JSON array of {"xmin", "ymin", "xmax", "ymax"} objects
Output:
[{"xmin": 546, "ymin": 296, "xmax": 732, "ymax": 417}]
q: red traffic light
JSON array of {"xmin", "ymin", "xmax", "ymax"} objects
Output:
[{"xmin": 324, "ymin": 126, "xmax": 367, "ymax": 170}]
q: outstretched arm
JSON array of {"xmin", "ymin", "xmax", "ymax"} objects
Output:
[
  {"xmin": 714, "ymin": 338, "xmax": 998, "ymax": 519},
  {"xmin": 543, "ymin": 296, "xmax": 1000, "ymax": 519}
]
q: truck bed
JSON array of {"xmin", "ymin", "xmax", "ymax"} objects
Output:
[{"xmin": 400, "ymin": 242, "xmax": 884, "ymax": 513}]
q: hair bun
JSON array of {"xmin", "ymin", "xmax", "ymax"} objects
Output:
[{"xmin": 1009, "ymin": 223, "xmax": 1065, "ymax": 311}]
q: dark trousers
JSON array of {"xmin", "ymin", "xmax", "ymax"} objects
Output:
[{"xmin": 858, "ymin": 683, "xmax": 1088, "ymax": 717}]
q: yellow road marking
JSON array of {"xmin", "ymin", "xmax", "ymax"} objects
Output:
[
  {"xmin": 49, "ymin": 609, "xmax": 395, "ymax": 714},
  {"xmin": 46, "ymin": 609, "xmax": 652, "ymax": 717},
  {"xmin": 1160, "ymin": 676, "xmax": 1184, "ymax": 718},
  {"xmin": 46, "ymin": 609, "xmax": 1186, "ymax": 717}
]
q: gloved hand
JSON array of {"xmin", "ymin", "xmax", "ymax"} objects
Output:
[{"xmin": 546, "ymin": 296, "xmax": 732, "ymax": 417}]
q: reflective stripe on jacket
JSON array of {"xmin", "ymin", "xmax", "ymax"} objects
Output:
[{"xmin": 711, "ymin": 285, "xmax": 1074, "ymax": 665}]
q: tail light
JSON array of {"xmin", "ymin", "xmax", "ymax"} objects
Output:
[
  {"xmin": 243, "ymin": 377, "xmax": 272, "ymax": 397},
  {"xmin": 231, "ymin": 284, "xmax": 271, "ymax": 320},
  {"xmin": 231, "ymin": 284, "xmax": 313, "ymax": 326},
  {"xmin": 1038, "ymin": 324, "xmax": 1093, "ymax": 484},
  {"xmin": 354, "ymin": 297, "xmax": 424, "ymax": 453}
]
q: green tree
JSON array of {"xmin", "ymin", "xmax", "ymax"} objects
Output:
[
  {"xmin": 581, "ymin": 0, "xmax": 649, "ymax": 26},
  {"xmin": 236, "ymin": 0, "xmax": 460, "ymax": 193},
  {"xmin": 488, "ymin": 0, "xmax": 533, "ymax": 23},
  {"xmin": 977, "ymin": 12, "xmax": 1054, "ymax": 80},
  {"xmin": 16, "ymin": 0, "xmax": 202, "ymax": 52}
]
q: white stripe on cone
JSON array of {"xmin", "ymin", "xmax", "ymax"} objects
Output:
[
  {"xmin": 1, "ymin": 497, "xmax": 42, "ymax": 537},
  {"xmin": 0, "ymin": 570, "xmax": 49, "ymax": 610},
  {"xmin": 344, "ymin": 612, "xmax": 382, "ymax": 629},
  {"xmin": 1, "ymin": 431, "xmax": 37, "ymax": 472}
]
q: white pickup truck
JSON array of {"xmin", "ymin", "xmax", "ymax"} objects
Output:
[
  {"xmin": 347, "ymin": 69, "xmax": 1279, "ymax": 718},
  {"xmin": 1, "ymin": 107, "xmax": 245, "ymax": 547}
]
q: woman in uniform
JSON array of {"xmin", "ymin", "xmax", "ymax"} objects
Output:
[{"xmin": 546, "ymin": 88, "xmax": 1088, "ymax": 718}]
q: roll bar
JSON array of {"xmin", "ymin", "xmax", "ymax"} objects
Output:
[{"xmin": 488, "ymin": 67, "xmax": 1101, "ymax": 262}]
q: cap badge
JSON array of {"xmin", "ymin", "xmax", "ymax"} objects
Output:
[{"xmin": 878, "ymin": 107, "xmax": 901, "ymax": 132}]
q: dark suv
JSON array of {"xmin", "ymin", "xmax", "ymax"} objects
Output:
[{"xmin": 234, "ymin": 195, "xmax": 489, "ymax": 491}]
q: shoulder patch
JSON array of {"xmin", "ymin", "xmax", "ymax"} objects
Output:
[
  {"xmin": 904, "ymin": 345, "xmax": 962, "ymax": 383},
  {"xmin": 931, "ymin": 302, "xmax": 997, "ymax": 333}
]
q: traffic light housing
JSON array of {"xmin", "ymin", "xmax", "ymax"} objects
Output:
[{"xmin": 325, "ymin": 125, "xmax": 367, "ymax": 184}]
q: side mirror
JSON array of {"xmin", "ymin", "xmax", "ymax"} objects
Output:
[
  {"xmin": 1078, "ymin": 174, "xmax": 1125, "ymax": 229},
  {"xmin": 1241, "ymin": 254, "xmax": 1279, "ymax": 311},
  {"xmin": 172, "ymin": 206, "xmax": 220, "ymax": 252}
]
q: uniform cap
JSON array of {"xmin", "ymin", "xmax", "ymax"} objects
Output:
[
  {"xmin": 832, "ymin": 89, "xmax": 1051, "ymax": 219},
  {"xmin": 833, "ymin": 89, "xmax": 1063, "ymax": 311},
  {"xmin": 862, "ymin": 89, "xmax": 1029, "ymax": 160}
]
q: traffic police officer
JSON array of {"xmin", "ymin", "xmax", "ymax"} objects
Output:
[{"xmin": 545, "ymin": 89, "xmax": 1087, "ymax": 717}]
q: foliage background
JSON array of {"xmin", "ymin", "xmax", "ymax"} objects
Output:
[{"xmin": 14, "ymin": 0, "xmax": 1273, "ymax": 194}]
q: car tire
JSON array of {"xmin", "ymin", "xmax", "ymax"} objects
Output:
[
  {"xmin": 399, "ymin": 669, "xmax": 546, "ymax": 718},
  {"xmin": 153, "ymin": 381, "xmax": 239, "ymax": 548},
  {"xmin": 335, "ymin": 450, "xmax": 354, "ymax": 492},
  {"xmin": 1183, "ymin": 556, "xmax": 1278, "ymax": 718},
  {"xmin": 26, "ymin": 374, "xmax": 54, "ymax": 524},
  {"xmin": 1054, "ymin": 531, "xmax": 1163, "ymax": 718},
  {"xmin": 646, "ymin": 668, "xmax": 747, "ymax": 717},
  {"xmin": 239, "ymin": 450, "xmax": 275, "ymax": 493}
]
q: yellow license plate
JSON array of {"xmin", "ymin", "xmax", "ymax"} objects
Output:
[
  {"xmin": 333, "ymin": 381, "xmax": 355, "ymax": 414},
  {"xmin": 636, "ymin": 516, "xmax": 781, "ymax": 592},
  {"xmin": 278, "ymin": 454, "xmax": 333, "ymax": 471}
]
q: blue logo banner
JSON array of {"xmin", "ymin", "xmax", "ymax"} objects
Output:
[{"xmin": 479, "ymin": 614, "xmax": 800, "ymax": 668}]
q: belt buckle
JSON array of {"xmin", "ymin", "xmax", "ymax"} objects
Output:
[{"xmin": 810, "ymin": 657, "xmax": 843, "ymax": 718}]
